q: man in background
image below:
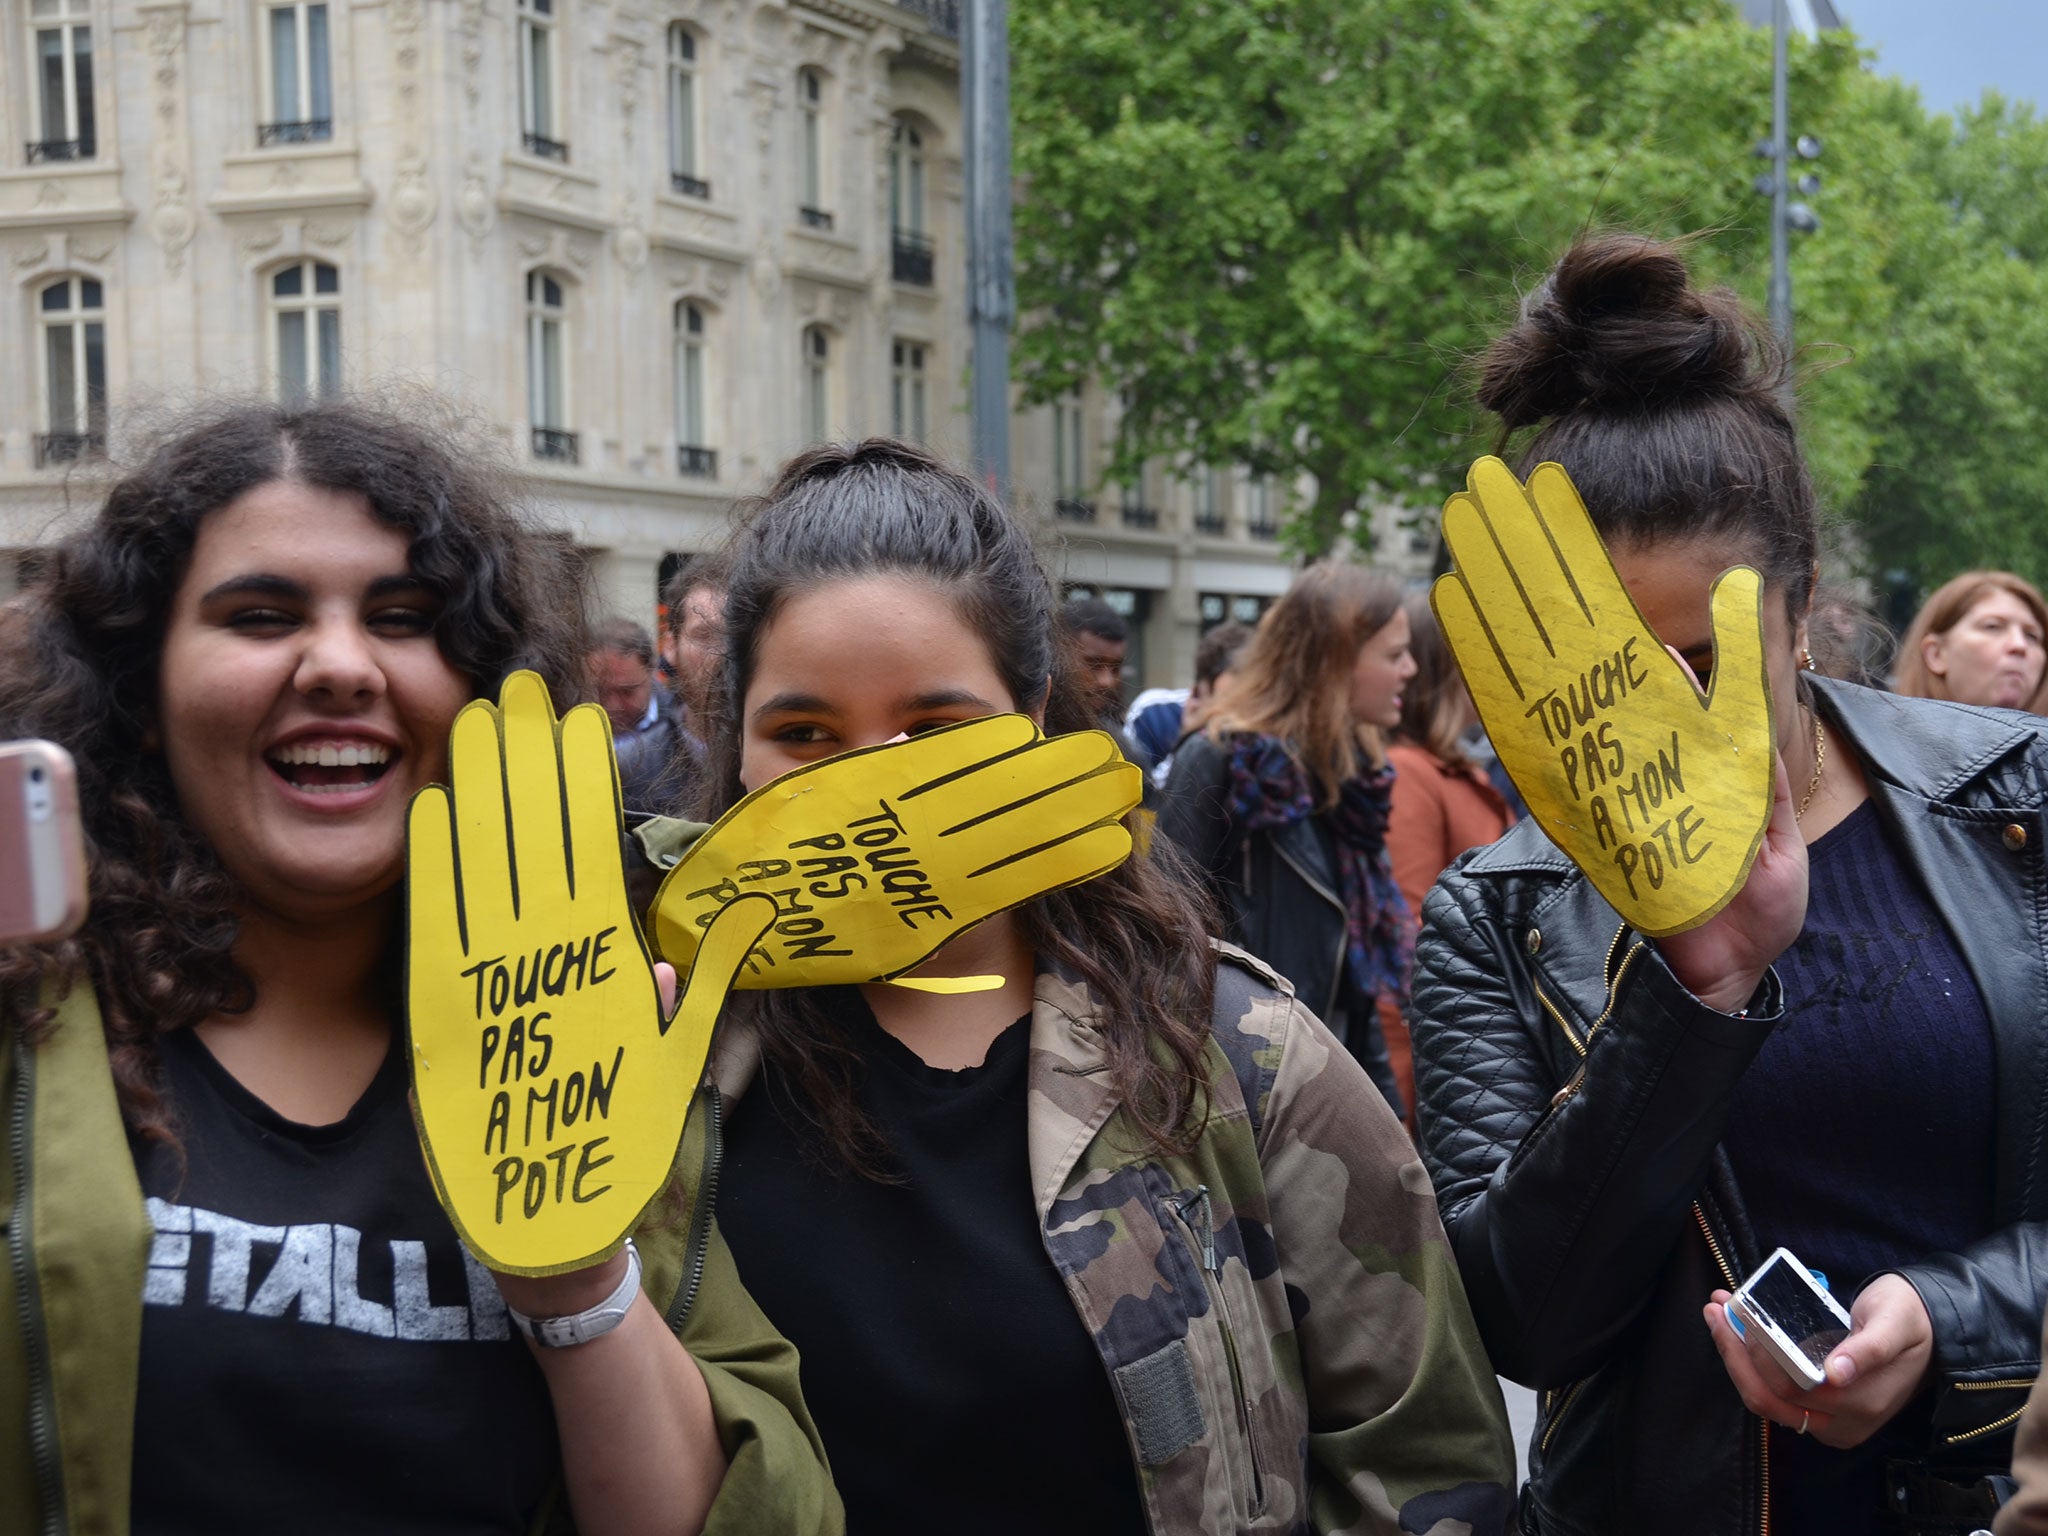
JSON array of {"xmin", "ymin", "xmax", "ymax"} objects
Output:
[
  {"xmin": 1061, "ymin": 597, "xmax": 1130, "ymax": 730},
  {"xmin": 589, "ymin": 617, "xmax": 695, "ymax": 815},
  {"xmin": 660, "ymin": 554, "xmax": 729, "ymax": 734}
]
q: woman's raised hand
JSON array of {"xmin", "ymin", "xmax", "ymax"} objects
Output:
[
  {"xmin": 1433, "ymin": 458, "xmax": 1806, "ymax": 1001},
  {"xmin": 406, "ymin": 671, "xmax": 777, "ymax": 1278}
]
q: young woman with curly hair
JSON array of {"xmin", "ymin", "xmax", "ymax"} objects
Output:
[{"xmin": 0, "ymin": 400, "xmax": 833, "ymax": 1536}]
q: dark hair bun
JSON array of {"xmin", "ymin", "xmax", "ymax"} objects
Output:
[{"xmin": 1477, "ymin": 235, "xmax": 1779, "ymax": 428}]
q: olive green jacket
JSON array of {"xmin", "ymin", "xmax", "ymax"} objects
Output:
[{"xmin": 0, "ymin": 983, "xmax": 842, "ymax": 1536}]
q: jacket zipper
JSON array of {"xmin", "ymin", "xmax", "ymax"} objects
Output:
[
  {"xmin": 8, "ymin": 1036, "xmax": 64, "ymax": 1536},
  {"xmin": 1539, "ymin": 933, "xmax": 1643, "ymax": 1110},
  {"xmin": 1694, "ymin": 1203, "xmax": 1768, "ymax": 1536},
  {"xmin": 1538, "ymin": 1378, "xmax": 1589, "ymax": 1454},
  {"xmin": 666, "ymin": 1084, "xmax": 724, "ymax": 1332},
  {"xmin": 1944, "ymin": 1378, "xmax": 2040, "ymax": 1446},
  {"xmin": 1170, "ymin": 1186, "xmax": 1266, "ymax": 1515},
  {"xmin": 1266, "ymin": 839, "xmax": 1349, "ymax": 1022}
]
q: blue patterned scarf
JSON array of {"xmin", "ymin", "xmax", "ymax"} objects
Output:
[{"xmin": 1221, "ymin": 733, "xmax": 1415, "ymax": 1006}]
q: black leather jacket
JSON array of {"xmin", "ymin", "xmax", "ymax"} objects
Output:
[
  {"xmin": 1160, "ymin": 732, "xmax": 1403, "ymax": 1112},
  {"xmin": 1411, "ymin": 679, "xmax": 2048, "ymax": 1536}
]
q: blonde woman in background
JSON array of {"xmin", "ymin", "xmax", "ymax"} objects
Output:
[{"xmin": 1893, "ymin": 570, "xmax": 2048, "ymax": 712}]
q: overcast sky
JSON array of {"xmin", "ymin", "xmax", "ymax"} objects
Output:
[{"xmin": 1836, "ymin": 0, "xmax": 2046, "ymax": 116}]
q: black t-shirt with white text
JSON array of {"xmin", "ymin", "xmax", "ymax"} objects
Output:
[{"xmin": 129, "ymin": 1027, "xmax": 559, "ymax": 1534}]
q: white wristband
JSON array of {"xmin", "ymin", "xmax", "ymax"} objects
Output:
[{"xmin": 505, "ymin": 1240, "xmax": 642, "ymax": 1349}]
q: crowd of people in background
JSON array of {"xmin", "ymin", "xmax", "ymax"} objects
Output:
[{"xmin": 9, "ymin": 230, "xmax": 2048, "ymax": 1536}]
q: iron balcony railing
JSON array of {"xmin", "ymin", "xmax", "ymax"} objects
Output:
[
  {"xmin": 1120, "ymin": 503, "xmax": 1160, "ymax": 530},
  {"xmin": 257, "ymin": 119, "xmax": 332, "ymax": 146},
  {"xmin": 892, "ymin": 230, "xmax": 935, "ymax": 286},
  {"xmin": 1194, "ymin": 511, "xmax": 1227, "ymax": 536},
  {"xmin": 1054, "ymin": 498, "xmax": 1097, "ymax": 524},
  {"xmin": 34, "ymin": 431, "xmax": 104, "ymax": 467},
  {"xmin": 1247, "ymin": 513, "xmax": 1280, "ymax": 541},
  {"xmin": 26, "ymin": 137, "xmax": 93, "ymax": 162},
  {"xmin": 678, "ymin": 445, "xmax": 717, "ymax": 478},
  {"xmin": 671, "ymin": 172, "xmax": 710, "ymax": 199},
  {"xmin": 799, "ymin": 205, "xmax": 835, "ymax": 231},
  {"xmin": 524, "ymin": 132, "xmax": 569, "ymax": 162},
  {"xmin": 531, "ymin": 427, "xmax": 580, "ymax": 464}
]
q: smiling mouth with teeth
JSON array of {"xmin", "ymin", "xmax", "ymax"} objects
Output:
[{"xmin": 267, "ymin": 740, "xmax": 397, "ymax": 796}]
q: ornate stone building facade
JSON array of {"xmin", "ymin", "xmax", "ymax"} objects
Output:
[{"xmin": 0, "ymin": 0, "xmax": 1298, "ymax": 687}]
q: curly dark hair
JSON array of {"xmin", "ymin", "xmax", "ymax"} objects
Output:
[
  {"xmin": 699, "ymin": 437, "xmax": 1219, "ymax": 1178},
  {"xmin": 0, "ymin": 399, "xmax": 592, "ymax": 1144}
]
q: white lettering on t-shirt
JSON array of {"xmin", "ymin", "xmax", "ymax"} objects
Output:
[{"xmin": 144, "ymin": 1197, "xmax": 512, "ymax": 1343}]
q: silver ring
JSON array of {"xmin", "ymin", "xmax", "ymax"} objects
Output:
[{"xmin": 1797, "ymin": 1410, "xmax": 1811, "ymax": 1436}]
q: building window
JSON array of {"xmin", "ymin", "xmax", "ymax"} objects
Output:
[
  {"xmin": 36, "ymin": 275, "xmax": 105, "ymax": 465},
  {"xmin": 1190, "ymin": 466, "xmax": 1225, "ymax": 534},
  {"xmin": 1052, "ymin": 395, "xmax": 1092, "ymax": 520},
  {"xmin": 270, "ymin": 260, "xmax": 341, "ymax": 404},
  {"xmin": 518, "ymin": 0, "xmax": 565, "ymax": 160},
  {"xmin": 1053, "ymin": 395, "xmax": 1085, "ymax": 496},
  {"xmin": 260, "ymin": 2, "xmax": 331, "ymax": 144},
  {"xmin": 28, "ymin": 0, "xmax": 95, "ymax": 161},
  {"xmin": 890, "ymin": 118, "xmax": 933, "ymax": 285},
  {"xmin": 891, "ymin": 341, "xmax": 927, "ymax": 443},
  {"xmin": 666, "ymin": 25, "xmax": 707, "ymax": 198},
  {"xmin": 675, "ymin": 301, "xmax": 714, "ymax": 477},
  {"xmin": 797, "ymin": 69, "xmax": 831, "ymax": 229},
  {"xmin": 527, "ymin": 270, "xmax": 576, "ymax": 461},
  {"xmin": 803, "ymin": 325, "xmax": 832, "ymax": 442},
  {"xmin": 1244, "ymin": 474, "xmax": 1278, "ymax": 538}
]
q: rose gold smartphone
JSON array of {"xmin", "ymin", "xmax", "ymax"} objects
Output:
[{"xmin": 0, "ymin": 740, "xmax": 87, "ymax": 945}]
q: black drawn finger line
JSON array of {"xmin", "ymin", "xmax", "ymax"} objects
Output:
[
  {"xmin": 899, "ymin": 735, "xmax": 1041, "ymax": 799},
  {"xmin": 967, "ymin": 815, "xmax": 1124, "ymax": 878},
  {"xmin": 553, "ymin": 723, "xmax": 576, "ymax": 901},
  {"xmin": 1451, "ymin": 575, "xmax": 1524, "ymax": 701},
  {"xmin": 937, "ymin": 763, "xmax": 1123, "ymax": 836},
  {"xmin": 1478, "ymin": 499, "xmax": 1555, "ymax": 657},
  {"xmin": 1531, "ymin": 502, "xmax": 1595, "ymax": 625},
  {"xmin": 498, "ymin": 721, "xmax": 521, "ymax": 921}
]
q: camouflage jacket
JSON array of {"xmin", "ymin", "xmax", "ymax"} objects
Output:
[{"xmin": 712, "ymin": 944, "xmax": 1517, "ymax": 1535}]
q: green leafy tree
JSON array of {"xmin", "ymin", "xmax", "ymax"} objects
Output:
[{"xmin": 1012, "ymin": 0, "xmax": 2048, "ymax": 587}]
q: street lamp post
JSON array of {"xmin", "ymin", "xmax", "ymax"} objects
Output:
[
  {"xmin": 1769, "ymin": 0, "xmax": 1791, "ymax": 343},
  {"xmin": 963, "ymin": 0, "xmax": 1013, "ymax": 502},
  {"xmin": 1755, "ymin": 0, "xmax": 1821, "ymax": 350}
]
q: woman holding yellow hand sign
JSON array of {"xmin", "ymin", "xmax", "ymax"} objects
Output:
[
  {"xmin": 0, "ymin": 402, "xmax": 834, "ymax": 1535},
  {"xmin": 1410, "ymin": 236, "xmax": 2048, "ymax": 1536},
  {"xmin": 691, "ymin": 439, "xmax": 1517, "ymax": 1535}
]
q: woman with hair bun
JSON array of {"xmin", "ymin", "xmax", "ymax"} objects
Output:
[
  {"xmin": 1894, "ymin": 570, "xmax": 2048, "ymax": 713},
  {"xmin": 1409, "ymin": 235, "xmax": 2048, "ymax": 1536}
]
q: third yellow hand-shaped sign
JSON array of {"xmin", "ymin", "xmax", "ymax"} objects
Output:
[{"xmin": 1432, "ymin": 458, "xmax": 1775, "ymax": 936}]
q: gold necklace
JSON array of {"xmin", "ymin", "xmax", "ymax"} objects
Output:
[{"xmin": 1795, "ymin": 718, "xmax": 1826, "ymax": 821}]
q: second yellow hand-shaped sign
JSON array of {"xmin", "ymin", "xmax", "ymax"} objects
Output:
[
  {"xmin": 408, "ymin": 676, "xmax": 1143, "ymax": 1276},
  {"xmin": 1432, "ymin": 457, "xmax": 1776, "ymax": 936}
]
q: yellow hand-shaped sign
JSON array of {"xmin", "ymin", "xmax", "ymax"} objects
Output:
[
  {"xmin": 1431, "ymin": 458, "xmax": 1775, "ymax": 936},
  {"xmin": 650, "ymin": 714, "xmax": 1141, "ymax": 987},
  {"xmin": 406, "ymin": 672, "xmax": 776, "ymax": 1276}
]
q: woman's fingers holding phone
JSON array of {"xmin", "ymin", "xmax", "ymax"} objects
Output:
[
  {"xmin": 1705, "ymin": 1281, "xmax": 1934, "ymax": 1449},
  {"xmin": 1703, "ymin": 1296, "xmax": 1837, "ymax": 1440}
]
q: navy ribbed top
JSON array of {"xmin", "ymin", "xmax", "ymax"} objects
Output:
[{"xmin": 1724, "ymin": 797, "xmax": 1998, "ymax": 1530}]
